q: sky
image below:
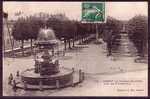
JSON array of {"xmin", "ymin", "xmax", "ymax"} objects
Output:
[{"xmin": 3, "ymin": 2, "xmax": 148, "ymax": 21}]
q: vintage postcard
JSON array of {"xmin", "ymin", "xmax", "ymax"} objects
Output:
[{"xmin": 2, "ymin": 1, "xmax": 148, "ymax": 96}]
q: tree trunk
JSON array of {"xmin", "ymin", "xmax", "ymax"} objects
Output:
[
  {"xmin": 80, "ymin": 37, "xmax": 82, "ymax": 44},
  {"xmin": 82, "ymin": 37, "xmax": 84, "ymax": 43},
  {"xmin": 30, "ymin": 39, "xmax": 33, "ymax": 54},
  {"xmin": 64, "ymin": 40, "xmax": 67, "ymax": 50},
  {"xmin": 72, "ymin": 38, "xmax": 75, "ymax": 47},
  {"xmin": 68, "ymin": 39, "xmax": 71, "ymax": 49},
  {"xmin": 21, "ymin": 40, "xmax": 24, "ymax": 56}
]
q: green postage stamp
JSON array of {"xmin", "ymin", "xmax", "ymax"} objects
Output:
[{"xmin": 82, "ymin": 2, "xmax": 105, "ymax": 23}]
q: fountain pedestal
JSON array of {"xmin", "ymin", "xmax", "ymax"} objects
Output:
[{"xmin": 18, "ymin": 28, "xmax": 76, "ymax": 89}]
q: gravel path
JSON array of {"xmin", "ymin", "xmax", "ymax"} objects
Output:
[{"xmin": 3, "ymin": 41, "xmax": 147, "ymax": 96}]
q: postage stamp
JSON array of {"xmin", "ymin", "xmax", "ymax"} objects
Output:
[{"xmin": 82, "ymin": 2, "xmax": 105, "ymax": 23}]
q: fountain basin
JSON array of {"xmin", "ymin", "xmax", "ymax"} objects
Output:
[{"xmin": 21, "ymin": 67, "xmax": 73, "ymax": 86}]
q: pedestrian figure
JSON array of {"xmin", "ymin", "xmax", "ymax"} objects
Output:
[
  {"xmin": 16, "ymin": 71, "xmax": 19, "ymax": 77},
  {"xmin": 12, "ymin": 80, "xmax": 17, "ymax": 92},
  {"xmin": 72, "ymin": 68, "xmax": 75, "ymax": 73},
  {"xmin": 106, "ymin": 30, "xmax": 113, "ymax": 56},
  {"xmin": 79, "ymin": 69, "xmax": 82, "ymax": 82},
  {"xmin": 35, "ymin": 60, "xmax": 39, "ymax": 73},
  {"xmin": 8, "ymin": 73, "xmax": 13, "ymax": 85}
]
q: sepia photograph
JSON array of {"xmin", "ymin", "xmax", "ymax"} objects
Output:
[{"xmin": 2, "ymin": 1, "xmax": 148, "ymax": 96}]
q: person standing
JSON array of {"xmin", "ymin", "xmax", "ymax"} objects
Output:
[
  {"xmin": 106, "ymin": 30, "xmax": 113, "ymax": 56},
  {"xmin": 12, "ymin": 80, "xmax": 17, "ymax": 92},
  {"xmin": 8, "ymin": 73, "xmax": 13, "ymax": 85}
]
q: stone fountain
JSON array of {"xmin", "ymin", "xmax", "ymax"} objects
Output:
[{"xmin": 13, "ymin": 28, "xmax": 83, "ymax": 90}]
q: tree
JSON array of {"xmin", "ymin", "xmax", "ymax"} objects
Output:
[
  {"xmin": 26, "ymin": 16, "xmax": 43, "ymax": 51},
  {"xmin": 102, "ymin": 16, "xmax": 122, "ymax": 55},
  {"xmin": 71, "ymin": 20, "xmax": 78, "ymax": 47},
  {"xmin": 46, "ymin": 14, "xmax": 76, "ymax": 50},
  {"xmin": 76, "ymin": 22, "xmax": 87, "ymax": 44},
  {"xmin": 12, "ymin": 16, "xmax": 44, "ymax": 56},
  {"xmin": 12, "ymin": 17, "xmax": 28, "ymax": 56},
  {"xmin": 127, "ymin": 15, "xmax": 148, "ymax": 57},
  {"xmin": 62, "ymin": 20, "xmax": 76, "ymax": 49}
]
